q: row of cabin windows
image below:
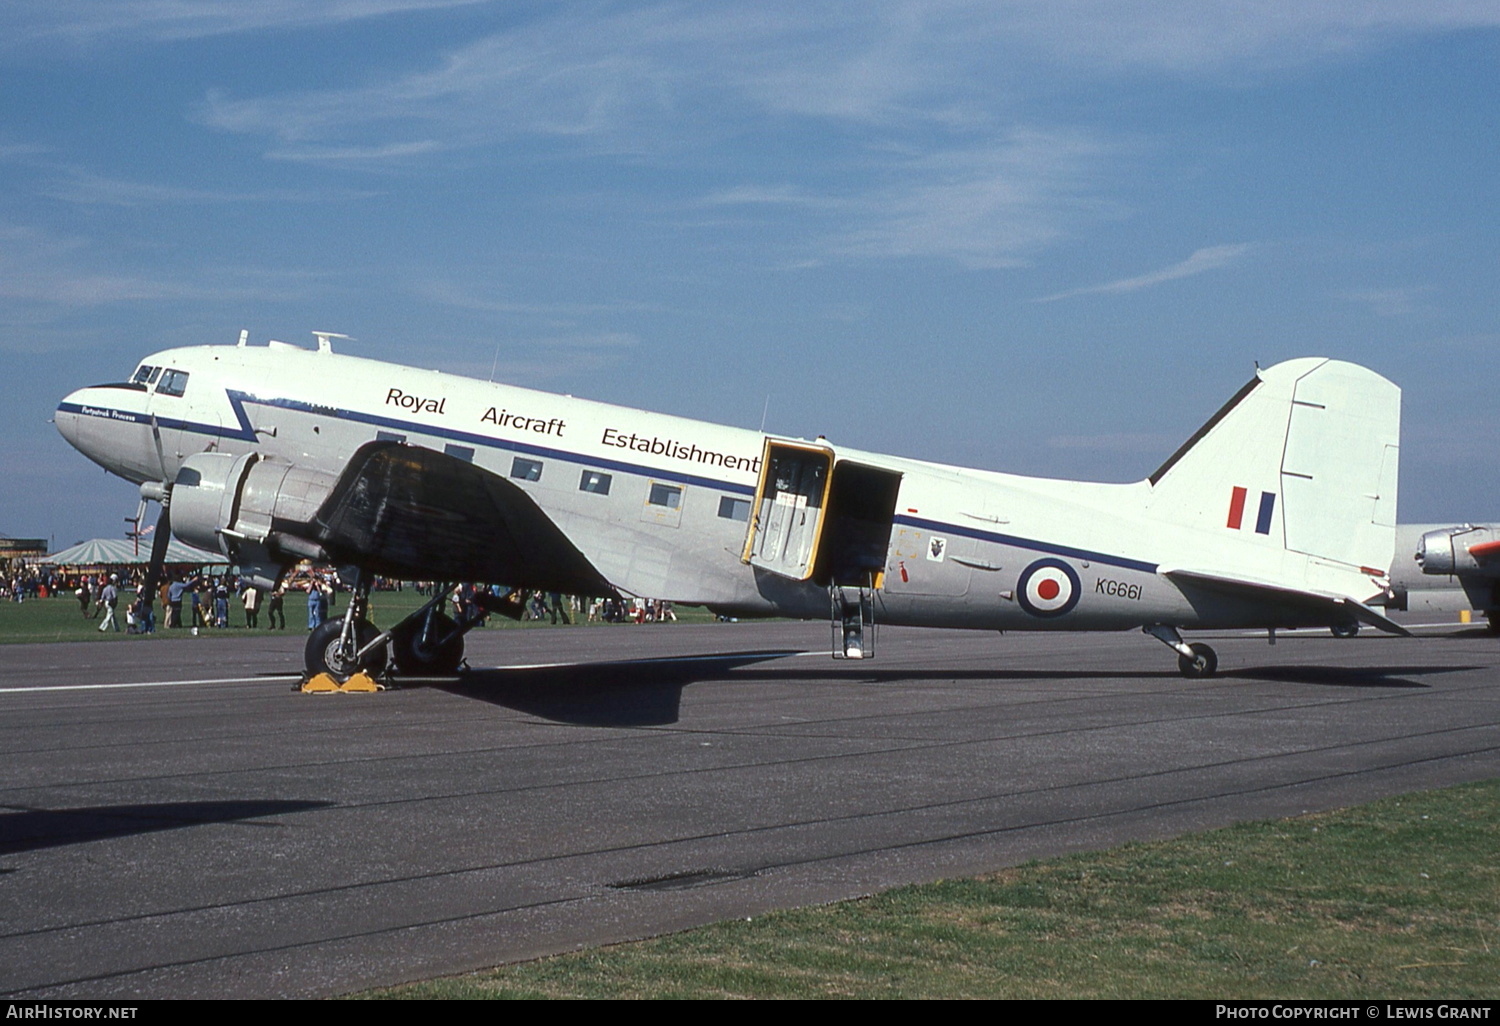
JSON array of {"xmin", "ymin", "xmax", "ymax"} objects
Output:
[
  {"xmin": 369, "ymin": 438, "xmax": 753, "ymax": 521},
  {"xmin": 511, "ymin": 454, "xmax": 749, "ymax": 520}
]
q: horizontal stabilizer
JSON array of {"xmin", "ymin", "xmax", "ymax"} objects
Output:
[{"xmin": 1163, "ymin": 568, "xmax": 1412, "ymax": 637}]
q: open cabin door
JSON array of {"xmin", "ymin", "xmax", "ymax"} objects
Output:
[{"xmin": 742, "ymin": 439, "xmax": 902, "ymax": 587}]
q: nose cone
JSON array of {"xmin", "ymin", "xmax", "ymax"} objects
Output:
[
  {"xmin": 55, "ymin": 385, "xmax": 156, "ymax": 484},
  {"xmin": 55, "ymin": 388, "xmax": 87, "ymax": 450}
]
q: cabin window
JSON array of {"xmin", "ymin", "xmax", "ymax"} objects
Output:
[
  {"xmin": 511, "ymin": 457, "xmax": 542, "ymax": 482},
  {"xmin": 376, "ymin": 431, "xmax": 407, "ymax": 443},
  {"xmin": 156, "ymin": 369, "xmax": 189, "ymax": 397},
  {"xmin": 579, "ymin": 470, "xmax": 612, "ymax": 495},
  {"xmin": 718, "ymin": 496, "xmax": 751, "ymax": 522},
  {"xmin": 444, "ymin": 444, "xmax": 474, "ymax": 463},
  {"xmin": 648, "ymin": 483, "xmax": 682, "ymax": 509}
]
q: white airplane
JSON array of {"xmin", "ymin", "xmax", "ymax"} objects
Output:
[{"xmin": 55, "ymin": 332, "xmax": 1407, "ymax": 681}]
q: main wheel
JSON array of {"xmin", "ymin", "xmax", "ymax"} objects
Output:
[
  {"xmin": 390, "ymin": 611, "xmax": 465, "ymax": 676},
  {"xmin": 305, "ymin": 617, "xmax": 386, "ymax": 681},
  {"xmin": 1177, "ymin": 642, "xmax": 1218, "ymax": 678},
  {"xmin": 1330, "ymin": 622, "xmax": 1360, "ymax": 638}
]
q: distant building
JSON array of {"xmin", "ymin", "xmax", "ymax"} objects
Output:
[{"xmin": 0, "ymin": 536, "xmax": 48, "ymax": 572}]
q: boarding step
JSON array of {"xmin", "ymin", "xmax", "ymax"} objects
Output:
[{"xmin": 830, "ymin": 582, "xmax": 876, "ymax": 660}]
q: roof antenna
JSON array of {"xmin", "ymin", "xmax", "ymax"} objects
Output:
[
  {"xmin": 490, "ymin": 343, "xmax": 500, "ymax": 382},
  {"xmin": 237, "ymin": 329, "xmax": 249, "ymax": 347},
  {"xmin": 759, "ymin": 395, "xmax": 771, "ymax": 433},
  {"xmin": 312, "ymin": 331, "xmax": 353, "ymax": 354}
]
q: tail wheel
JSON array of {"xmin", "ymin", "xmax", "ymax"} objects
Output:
[
  {"xmin": 1330, "ymin": 622, "xmax": 1360, "ymax": 638},
  {"xmin": 305, "ymin": 617, "xmax": 386, "ymax": 682},
  {"xmin": 391, "ymin": 611, "xmax": 465, "ymax": 676},
  {"xmin": 1177, "ymin": 642, "xmax": 1218, "ymax": 678}
]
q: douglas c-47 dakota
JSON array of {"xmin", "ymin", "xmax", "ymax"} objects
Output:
[{"xmin": 56, "ymin": 331, "xmax": 1406, "ymax": 682}]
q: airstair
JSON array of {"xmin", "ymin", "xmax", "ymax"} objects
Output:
[{"xmin": 830, "ymin": 579, "xmax": 876, "ymax": 659}]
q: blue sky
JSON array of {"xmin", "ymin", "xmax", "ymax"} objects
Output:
[{"xmin": 2, "ymin": 1, "xmax": 1496, "ymax": 548}]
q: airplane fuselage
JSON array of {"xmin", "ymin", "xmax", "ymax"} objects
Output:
[{"xmin": 56, "ymin": 341, "xmax": 1397, "ymax": 639}]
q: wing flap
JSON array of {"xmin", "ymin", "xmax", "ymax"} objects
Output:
[
  {"xmin": 309, "ymin": 441, "xmax": 614, "ymax": 594},
  {"xmin": 1162, "ymin": 568, "xmax": 1412, "ymax": 637}
]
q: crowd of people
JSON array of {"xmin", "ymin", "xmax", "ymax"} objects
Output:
[{"xmin": 4, "ymin": 565, "xmax": 681, "ymax": 636}]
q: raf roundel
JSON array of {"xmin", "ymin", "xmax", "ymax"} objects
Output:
[{"xmin": 1016, "ymin": 558, "xmax": 1081, "ymax": 618}]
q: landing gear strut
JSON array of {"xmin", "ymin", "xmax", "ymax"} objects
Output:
[
  {"xmin": 303, "ymin": 567, "xmax": 387, "ymax": 682},
  {"xmin": 305, "ymin": 616, "xmax": 385, "ymax": 680},
  {"xmin": 1144, "ymin": 625, "xmax": 1218, "ymax": 678},
  {"xmin": 390, "ymin": 606, "xmax": 465, "ymax": 676}
]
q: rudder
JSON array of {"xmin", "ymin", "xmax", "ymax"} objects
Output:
[{"xmin": 1146, "ymin": 358, "xmax": 1400, "ymax": 575}]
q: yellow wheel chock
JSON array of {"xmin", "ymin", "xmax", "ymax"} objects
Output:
[{"xmin": 301, "ymin": 671, "xmax": 384, "ymax": 693}]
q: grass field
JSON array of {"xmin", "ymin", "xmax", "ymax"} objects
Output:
[
  {"xmin": 0, "ymin": 592, "xmax": 722, "ymax": 645},
  {"xmin": 368, "ymin": 779, "xmax": 1500, "ymax": 999}
]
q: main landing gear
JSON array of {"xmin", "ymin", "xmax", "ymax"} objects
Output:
[
  {"xmin": 302, "ymin": 575, "xmax": 524, "ymax": 685},
  {"xmin": 1144, "ymin": 625, "xmax": 1218, "ymax": 678}
]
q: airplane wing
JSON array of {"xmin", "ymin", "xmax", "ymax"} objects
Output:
[
  {"xmin": 1161, "ymin": 568, "xmax": 1413, "ymax": 637},
  {"xmin": 307, "ymin": 441, "xmax": 615, "ymax": 595}
]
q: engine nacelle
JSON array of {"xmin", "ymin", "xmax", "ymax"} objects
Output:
[
  {"xmin": 1415, "ymin": 525, "xmax": 1500, "ymax": 578},
  {"xmin": 170, "ymin": 452, "xmax": 338, "ymax": 589}
]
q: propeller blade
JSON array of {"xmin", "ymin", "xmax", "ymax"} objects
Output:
[
  {"xmin": 149, "ymin": 414, "xmax": 170, "ymax": 482},
  {"xmin": 142, "ymin": 498, "xmax": 172, "ymax": 610},
  {"xmin": 128, "ymin": 496, "xmax": 147, "ymax": 557}
]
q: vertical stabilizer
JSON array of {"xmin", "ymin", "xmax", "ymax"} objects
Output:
[{"xmin": 1147, "ymin": 358, "xmax": 1400, "ymax": 579}]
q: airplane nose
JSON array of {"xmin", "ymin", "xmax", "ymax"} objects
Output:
[
  {"xmin": 55, "ymin": 388, "xmax": 87, "ymax": 451},
  {"xmin": 55, "ymin": 385, "xmax": 157, "ymax": 483}
]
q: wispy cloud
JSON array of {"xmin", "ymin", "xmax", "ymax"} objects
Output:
[
  {"xmin": 41, "ymin": 171, "xmax": 378, "ymax": 207},
  {"xmin": 189, "ymin": 3, "xmax": 1500, "ymax": 156},
  {"xmin": 409, "ymin": 280, "xmax": 665, "ymax": 318},
  {"xmin": 828, "ymin": 130, "xmax": 1115, "ymax": 268},
  {"xmin": 2, "ymin": 1, "xmax": 493, "ymax": 46},
  {"xmin": 0, "ymin": 223, "xmax": 305, "ymax": 314},
  {"xmin": 1034, "ymin": 244, "xmax": 1252, "ymax": 302},
  {"xmin": 1337, "ymin": 285, "xmax": 1433, "ymax": 317},
  {"xmin": 697, "ymin": 185, "xmax": 838, "ymax": 208}
]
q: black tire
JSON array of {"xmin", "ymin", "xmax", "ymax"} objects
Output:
[
  {"xmin": 390, "ymin": 611, "xmax": 465, "ymax": 676},
  {"xmin": 1330, "ymin": 622, "xmax": 1360, "ymax": 638},
  {"xmin": 305, "ymin": 617, "xmax": 386, "ymax": 681},
  {"xmin": 1177, "ymin": 642, "xmax": 1218, "ymax": 678}
]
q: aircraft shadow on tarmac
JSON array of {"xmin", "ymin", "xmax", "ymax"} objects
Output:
[
  {"xmin": 428, "ymin": 650, "xmax": 801, "ymax": 726},
  {"xmin": 0, "ymin": 800, "xmax": 332, "ymax": 856},
  {"xmin": 419, "ymin": 650, "xmax": 1471, "ymax": 725},
  {"xmin": 1221, "ymin": 665, "xmax": 1462, "ymax": 689}
]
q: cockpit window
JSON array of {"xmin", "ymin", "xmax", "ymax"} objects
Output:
[
  {"xmin": 157, "ymin": 369, "xmax": 189, "ymax": 397},
  {"xmin": 131, "ymin": 365, "xmax": 157, "ymax": 385}
]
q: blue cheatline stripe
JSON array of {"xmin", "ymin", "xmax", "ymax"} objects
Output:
[
  {"xmin": 893, "ymin": 515, "xmax": 1158, "ymax": 574},
  {"xmin": 64, "ymin": 395, "xmax": 1161, "ymax": 574},
  {"xmin": 1255, "ymin": 490, "xmax": 1276, "ymax": 535}
]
